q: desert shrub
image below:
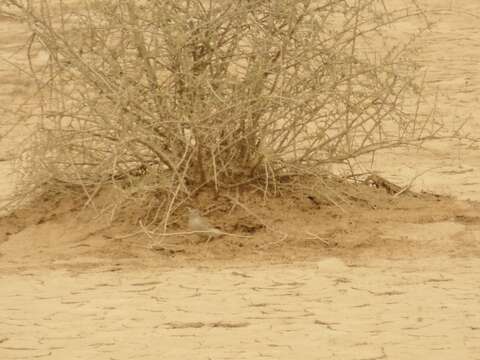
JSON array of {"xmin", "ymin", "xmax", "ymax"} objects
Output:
[{"xmin": 2, "ymin": 0, "xmax": 442, "ymax": 227}]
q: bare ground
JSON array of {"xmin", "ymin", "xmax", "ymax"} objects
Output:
[
  {"xmin": 1, "ymin": 1, "xmax": 480, "ymax": 359},
  {"xmin": 1, "ymin": 257, "xmax": 480, "ymax": 360},
  {"xmin": 1, "ymin": 182, "xmax": 480, "ymax": 359}
]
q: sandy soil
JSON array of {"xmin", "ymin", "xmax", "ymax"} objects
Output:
[
  {"xmin": 370, "ymin": 0, "xmax": 480, "ymax": 201},
  {"xmin": 1, "ymin": 257, "xmax": 480, "ymax": 360},
  {"xmin": 1, "ymin": 1, "xmax": 480, "ymax": 359}
]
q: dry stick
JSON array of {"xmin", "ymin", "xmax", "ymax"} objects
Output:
[
  {"xmin": 270, "ymin": 162, "xmax": 279, "ymax": 197},
  {"xmin": 126, "ymin": 0, "xmax": 164, "ymax": 118},
  {"xmin": 392, "ymin": 166, "xmax": 442, "ymax": 198},
  {"xmin": 299, "ymin": 98, "xmax": 389, "ymax": 164},
  {"xmin": 135, "ymin": 147, "xmax": 191, "ymax": 240},
  {"xmin": 263, "ymin": 161, "xmax": 269, "ymax": 202},
  {"xmin": 144, "ymin": 197, "xmax": 167, "ymax": 230},
  {"xmin": 257, "ymin": 233, "xmax": 289, "ymax": 250},
  {"xmin": 139, "ymin": 220, "xmax": 156, "ymax": 241},
  {"xmin": 61, "ymin": 151, "xmax": 101, "ymax": 213},
  {"xmin": 211, "ymin": 147, "xmax": 219, "ymax": 193},
  {"xmin": 223, "ymin": 194, "xmax": 288, "ymax": 247},
  {"xmin": 80, "ymin": 152, "xmax": 121, "ymax": 212},
  {"xmin": 161, "ymin": 181, "xmax": 182, "ymax": 234},
  {"xmin": 287, "ymin": 164, "xmax": 348, "ymax": 213},
  {"xmin": 223, "ymin": 194, "xmax": 269, "ymax": 228},
  {"xmin": 159, "ymin": 148, "xmax": 195, "ymax": 234},
  {"xmin": 146, "ymin": 229, "xmax": 252, "ymax": 239},
  {"xmin": 344, "ymin": 0, "xmax": 360, "ymax": 154},
  {"xmin": 112, "ymin": 230, "xmax": 145, "ymax": 240},
  {"xmin": 305, "ymin": 231, "xmax": 330, "ymax": 246}
]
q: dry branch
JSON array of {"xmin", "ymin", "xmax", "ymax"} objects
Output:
[{"xmin": 1, "ymin": 0, "xmax": 452, "ymax": 230}]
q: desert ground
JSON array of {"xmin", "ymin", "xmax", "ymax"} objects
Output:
[{"xmin": 1, "ymin": 1, "xmax": 480, "ymax": 359}]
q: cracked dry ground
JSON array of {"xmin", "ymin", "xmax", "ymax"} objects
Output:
[
  {"xmin": 1, "ymin": 0, "xmax": 480, "ymax": 359},
  {"xmin": 1, "ymin": 256, "xmax": 480, "ymax": 360},
  {"xmin": 1, "ymin": 180, "xmax": 479, "ymax": 360}
]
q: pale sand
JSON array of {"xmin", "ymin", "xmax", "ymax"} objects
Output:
[{"xmin": 1, "ymin": 1, "xmax": 480, "ymax": 359}]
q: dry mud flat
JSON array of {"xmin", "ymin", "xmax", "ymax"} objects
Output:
[
  {"xmin": 1, "ymin": 1, "xmax": 480, "ymax": 360},
  {"xmin": 1, "ymin": 257, "xmax": 480, "ymax": 360},
  {"xmin": 1, "ymin": 191, "xmax": 480, "ymax": 360}
]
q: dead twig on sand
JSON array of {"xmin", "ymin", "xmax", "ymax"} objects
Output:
[{"xmin": 305, "ymin": 231, "xmax": 330, "ymax": 246}]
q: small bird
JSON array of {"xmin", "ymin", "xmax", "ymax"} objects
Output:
[{"xmin": 187, "ymin": 207, "xmax": 223, "ymax": 241}]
